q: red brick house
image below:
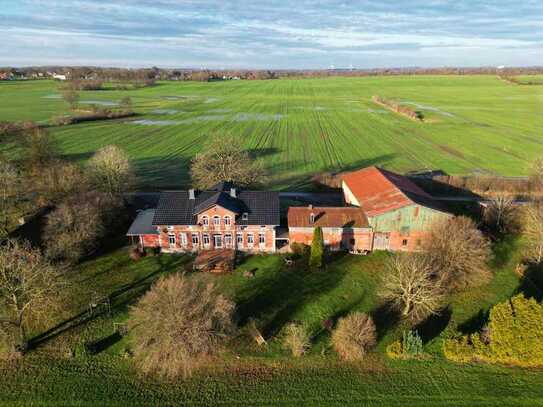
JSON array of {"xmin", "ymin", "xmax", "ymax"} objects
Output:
[{"xmin": 127, "ymin": 182, "xmax": 280, "ymax": 253}]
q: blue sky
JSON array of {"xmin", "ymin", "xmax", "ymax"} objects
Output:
[{"xmin": 1, "ymin": 1, "xmax": 542, "ymax": 68}]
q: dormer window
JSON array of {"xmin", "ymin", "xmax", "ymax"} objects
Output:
[
  {"xmin": 201, "ymin": 215, "xmax": 209, "ymax": 226},
  {"xmin": 242, "ymin": 212, "xmax": 249, "ymax": 221}
]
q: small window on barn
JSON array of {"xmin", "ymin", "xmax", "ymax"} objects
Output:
[
  {"xmin": 402, "ymin": 239, "xmax": 408, "ymax": 247},
  {"xmin": 201, "ymin": 215, "xmax": 209, "ymax": 226}
]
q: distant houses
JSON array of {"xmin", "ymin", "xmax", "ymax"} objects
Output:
[{"xmin": 128, "ymin": 166, "xmax": 451, "ymax": 255}]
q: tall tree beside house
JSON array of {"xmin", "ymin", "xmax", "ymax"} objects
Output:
[
  {"xmin": 0, "ymin": 239, "xmax": 67, "ymax": 353},
  {"xmin": 190, "ymin": 134, "xmax": 265, "ymax": 189},
  {"xmin": 87, "ymin": 145, "xmax": 135, "ymax": 197},
  {"xmin": 309, "ymin": 226, "xmax": 324, "ymax": 270}
]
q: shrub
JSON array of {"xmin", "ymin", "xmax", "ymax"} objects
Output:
[
  {"xmin": 331, "ymin": 313, "xmax": 376, "ymax": 361},
  {"xmin": 130, "ymin": 246, "xmax": 142, "ymax": 261},
  {"xmin": 402, "ymin": 330, "xmax": 423, "ymax": 357},
  {"xmin": 309, "ymin": 226, "xmax": 324, "ymax": 270},
  {"xmin": 128, "ymin": 274, "xmax": 235, "ymax": 379},
  {"xmin": 385, "ymin": 340, "xmax": 403, "ymax": 359},
  {"xmin": 290, "ymin": 242, "xmax": 310, "ymax": 260},
  {"xmin": 282, "ymin": 323, "xmax": 310, "ymax": 357},
  {"xmin": 443, "ymin": 295, "xmax": 543, "ymax": 367}
]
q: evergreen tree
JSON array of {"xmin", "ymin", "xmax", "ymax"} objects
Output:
[{"xmin": 309, "ymin": 226, "xmax": 324, "ymax": 269}]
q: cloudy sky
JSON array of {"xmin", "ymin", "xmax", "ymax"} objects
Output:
[{"xmin": 1, "ymin": 1, "xmax": 542, "ymax": 68}]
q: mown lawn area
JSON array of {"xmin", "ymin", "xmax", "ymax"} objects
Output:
[{"xmin": 1, "ymin": 239, "xmax": 542, "ymax": 405}]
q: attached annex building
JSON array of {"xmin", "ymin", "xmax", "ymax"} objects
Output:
[{"xmin": 127, "ymin": 166, "xmax": 450, "ymax": 254}]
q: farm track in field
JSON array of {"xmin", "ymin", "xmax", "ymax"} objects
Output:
[{"xmin": 1, "ymin": 75, "xmax": 542, "ymax": 189}]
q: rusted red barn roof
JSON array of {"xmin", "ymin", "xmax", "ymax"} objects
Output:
[
  {"xmin": 342, "ymin": 166, "xmax": 443, "ymax": 217},
  {"xmin": 288, "ymin": 206, "xmax": 369, "ymax": 228}
]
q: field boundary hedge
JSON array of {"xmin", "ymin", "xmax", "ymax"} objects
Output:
[{"xmin": 372, "ymin": 96, "xmax": 424, "ymax": 121}]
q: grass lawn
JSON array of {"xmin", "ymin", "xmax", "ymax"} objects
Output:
[
  {"xmin": 1, "ymin": 76, "xmax": 543, "ymax": 189},
  {"xmin": 1, "ymin": 238, "xmax": 542, "ymax": 405}
]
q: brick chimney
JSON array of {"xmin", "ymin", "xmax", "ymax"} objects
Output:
[{"xmin": 188, "ymin": 189, "xmax": 195, "ymax": 199}]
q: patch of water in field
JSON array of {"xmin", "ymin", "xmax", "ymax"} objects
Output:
[
  {"xmin": 231, "ymin": 113, "xmax": 284, "ymax": 122},
  {"xmin": 80, "ymin": 100, "xmax": 119, "ymax": 106},
  {"xmin": 42, "ymin": 94, "xmax": 62, "ymax": 99},
  {"xmin": 131, "ymin": 120, "xmax": 184, "ymax": 126},
  {"xmin": 152, "ymin": 109, "xmax": 182, "ymax": 115},
  {"xmin": 400, "ymin": 101, "xmax": 455, "ymax": 117},
  {"xmin": 131, "ymin": 114, "xmax": 228, "ymax": 126}
]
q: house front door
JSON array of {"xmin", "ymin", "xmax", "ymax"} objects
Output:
[
  {"xmin": 213, "ymin": 235, "xmax": 223, "ymax": 249},
  {"xmin": 373, "ymin": 233, "xmax": 390, "ymax": 250}
]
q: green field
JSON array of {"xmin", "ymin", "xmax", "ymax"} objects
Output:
[
  {"xmin": 1, "ymin": 76, "xmax": 543, "ymax": 189},
  {"xmin": 2, "ymin": 238, "xmax": 543, "ymax": 405}
]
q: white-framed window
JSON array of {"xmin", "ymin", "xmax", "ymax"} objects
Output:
[
  {"xmin": 213, "ymin": 215, "xmax": 221, "ymax": 226},
  {"xmin": 242, "ymin": 212, "xmax": 249, "ymax": 221},
  {"xmin": 247, "ymin": 234, "xmax": 254, "ymax": 246},
  {"xmin": 167, "ymin": 225, "xmax": 174, "ymax": 231},
  {"xmin": 180, "ymin": 233, "xmax": 187, "ymax": 246},
  {"xmin": 201, "ymin": 215, "xmax": 209, "ymax": 226},
  {"xmin": 259, "ymin": 233, "xmax": 266, "ymax": 246},
  {"xmin": 224, "ymin": 215, "xmax": 231, "ymax": 226},
  {"xmin": 192, "ymin": 233, "xmax": 199, "ymax": 245},
  {"xmin": 203, "ymin": 234, "xmax": 210, "ymax": 246},
  {"xmin": 236, "ymin": 233, "xmax": 243, "ymax": 246},
  {"xmin": 225, "ymin": 234, "xmax": 232, "ymax": 247},
  {"xmin": 213, "ymin": 234, "xmax": 223, "ymax": 248},
  {"xmin": 310, "ymin": 213, "xmax": 315, "ymax": 224},
  {"xmin": 168, "ymin": 233, "xmax": 176, "ymax": 247}
]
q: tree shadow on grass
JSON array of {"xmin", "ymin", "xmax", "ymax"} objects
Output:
[
  {"xmin": 458, "ymin": 309, "xmax": 490, "ymax": 335},
  {"xmin": 28, "ymin": 254, "xmax": 186, "ymax": 351},
  {"xmin": 414, "ymin": 306, "xmax": 452, "ymax": 343},
  {"xmin": 516, "ymin": 262, "xmax": 543, "ymax": 302},
  {"xmin": 371, "ymin": 302, "xmax": 401, "ymax": 341},
  {"xmin": 235, "ymin": 265, "xmax": 347, "ymax": 339}
]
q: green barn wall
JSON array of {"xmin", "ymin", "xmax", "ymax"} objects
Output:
[{"xmin": 369, "ymin": 204, "xmax": 450, "ymax": 233}]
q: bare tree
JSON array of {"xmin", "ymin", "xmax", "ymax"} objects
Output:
[
  {"xmin": 44, "ymin": 195, "xmax": 105, "ymax": 263},
  {"xmin": 424, "ymin": 216, "xmax": 492, "ymax": 291},
  {"xmin": 36, "ymin": 162, "xmax": 87, "ymax": 204},
  {"xmin": 530, "ymin": 156, "xmax": 543, "ymax": 191},
  {"xmin": 331, "ymin": 313, "xmax": 376, "ymax": 361},
  {"xmin": 522, "ymin": 202, "xmax": 543, "ymax": 264},
  {"xmin": 60, "ymin": 86, "xmax": 79, "ymax": 110},
  {"xmin": 0, "ymin": 239, "xmax": 66, "ymax": 349},
  {"xmin": 87, "ymin": 145, "xmax": 135, "ymax": 197},
  {"xmin": 484, "ymin": 194, "xmax": 519, "ymax": 236},
  {"xmin": 128, "ymin": 274, "xmax": 235, "ymax": 379},
  {"xmin": 0, "ymin": 160, "xmax": 18, "ymax": 236},
  {"xmin": 380, "ymin": 254, "xmax": 444, "ymax": 322},
  {"xmin": 282, "ymin": 323, "xmax": 310, "ymax": 357},
  {"xmin": 20, "ymin": 127, "xmax": 58, "ymax": 173},
  {"xmin": 190, "ymin": 134, "xmax": 265, "ymax": 189}
]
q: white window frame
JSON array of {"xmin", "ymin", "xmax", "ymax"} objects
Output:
[
  {"xmin": 236, "ymin": 233, "xmax": 243, "ymax": 247},
  {"xmin": 247, "ymin": 233, "xmax": 254, "ymax": 247},
  {"xmin": 203, "ymin": 234, "xmax": 210, "ymax": 247},
  {"xmin": 180, "ymin": 233, "xmax": 187, "ymax": 247},
  {"xmin": 259, "ymin": 233, "xmax": 266, "ymax": 247},
  {"xmin": 224, "ymin": 233, "xmax": 232, "ymax": 247},
  {"xmin": 213, "ymin": 215, "xmax": 221, "ymax": 226},
  {"xmin": 201, "ymin": 215, "xmax": 209, "ymax": 226},
  {"xmin": 192, "ymin": 233, "xmax": 199, "ymax": 245},
  {"xmin": 242, "ymin": 212, "xmax": 249, "ymax": 221},
  {"xmin": 224, "ymin": 215, "xmax": 231, "ymax": 226},
  {"xmin": 168, "ymin": 233, "xmax": 176, "ymax": 247},
  {"xmin": 213, "ymin": 234, "xmax": 223, "ymax": 248}
]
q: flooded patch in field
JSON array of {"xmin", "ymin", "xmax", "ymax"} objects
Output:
[
  {"xmin": 401, "ymin": 101, "xmax": 455, "ymax": 118},
  {"xmin": 207, "ymin": 108, "xmax": 232, "ymax": 113},
  {"xmin": 152, "ymin": 109, "xmax": 181, "ymax": 115},
  {"xmin": 231, "ymin": 113, "xmax": 284, "ymax": 122},
  {"xmin": 80, "ymin": 100, "xmax": 119, "ymax": 106},
  {"xmin": 131, "ymin": 120, "xmax": 184, "ymax": 126},
  {"xmin": 42, "ymin": 94, "xmax": 62, "ymax": 99}
]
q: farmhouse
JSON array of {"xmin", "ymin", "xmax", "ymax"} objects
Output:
[
  {"xmin": 127, "ymin": 181, "xmax": 280, "ymax": 253},
  {"xmin": 127, "ymin": 166, "xmax": 451, "ymax": 254}
]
